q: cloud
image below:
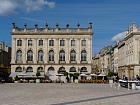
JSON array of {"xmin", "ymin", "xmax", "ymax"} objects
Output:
[
  {"xmin": 20, "ymin": 17, "xmax": 44, "ymax": 23},
  {"xmin": 45, "ymin": 1, "xmax": 55, "ymax": 8},
  {"xmin": 0, "ymin": 0, "xmax": 55, "ymax": 16},
  {"xmin": 111, "ymin": 31, "xmax": 126, "ymax": 42},
  {"xmin": 0, "ymin": 0, "xmax": 17, "ymax": 16}
]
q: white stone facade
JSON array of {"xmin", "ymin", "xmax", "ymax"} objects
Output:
[
  {"xmin": 118, "ymin": 23, "xmax": 140, "ymax": 79},
  {"xmin": 11, "ymin": 23, "xmax": 93, "ymax": 80}
]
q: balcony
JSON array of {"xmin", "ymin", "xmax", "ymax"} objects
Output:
[
  {"xmin": 59, "ymin": 61, "xmax": 66, "ymax": 64},
  {"xmin": 81, "ymin": 61, "xmax": 88, "ymax": 64},
  {"xmin": 26, "ymin": 61, "xmax": 33, "ymax": 63},
  {"xmin": 37, "ymin": 61, "xmax": 44, "ymax": 64},
  {"xmin": 48, "ymin": 61, "xmax": 55, "ymax": 64},
  {"xmin": 70, "ymin": 61, "xmax": 77, "ymax": 64},
  {"xmin": 16, "ymin": 60, "xmax": 23, "ymax": 64}
]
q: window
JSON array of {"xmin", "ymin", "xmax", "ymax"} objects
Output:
[
  {"xmin": 15, "ymin": 67, "xmax": 22, "ymax": 72},
  {"xmin": 71, "ymin": 39, "xmax": 75, "ymax": 46},
  {"xmin": 58, "ymin": 67, "xmax": 66, "ymax": 74},
  {"xmin": 38, "ymin": 50, "xmax": 44, "ymax": 62},
  {"xmin": 38, "ymin": 40, "xmax": 43, "ymax": 46},
  {"xmin": 37, "ymin": 67, "xmax": 44, "ymax": 72},
  {"xmin": 26, "ymin": 67, "xmax": 33, "ymax": 72},
  {"xmin": 69, "ymin": 67, "xmax": 76, "ymax": 72},
  {"xmin": 81, "ymin": 50, "xmax": 87, "ymax": 61},
  {"xmin": 49, "ymin": 40, "xmax": 54, "ymax": 46},
  {"xmin": 59, "ymin": 50, "xmax": 65, "ymax": 61},
  {"xmin": 49, "ymin": 50, "xmax": 54, "ymax": 61},
  {"xmin": 28, "ymin": 39, "xmax": 32, "ymax": 46},
  {"xmin": 48, "ymin": 67, "xmax": 55, "ymax": 76},
  {"xmin": 27, "ymin": 50, "xmax": 33, "ymax": 61},
  {"xmin": 60, "ymin": 39, "xmax": 65, "ymax": 46},
  {"xmin": 80, "ymin": 67, "xmax": 87, "ymax": 73},
  {"xmin": 16, "ymin": 50, "xmax": 22, "ymax": 62},
  {"xmin": 81, "ymin": 39, "xmax": 86, "ymax": 46},
  {"xmin": 70, "ymin": 50, "xmax": 76, "ymax": 61},
  {"xmin": 17, "ymin": 39, "xmax": 22, "ymax": 46}
]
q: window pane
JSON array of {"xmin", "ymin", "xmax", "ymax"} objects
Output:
[
  {"xmin": 28, "ymin": 40, "xmax": 32, "ymax": 46},
  {"xmin": 39, "ymin": 40, "xmax": 43, "ymax": 46},
  {"xmin": 49, "ymin": 40, "xmax": 54, "ymax": 46},
  {"xmin": 82, "ymin": 39, "xmax": 86, "ymax": 46},
  {"xmin": 71, "ymin": 40, "xmax": 75, "ymax": 46},
  {"xmin": 17, "ymin": 40, "xmax": 22, "ymax": 46},
  {"xmin": 60, "ymin": 40, "xmax": 65, "ymax": 46}
]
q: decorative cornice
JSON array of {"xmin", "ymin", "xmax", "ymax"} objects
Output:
[
  {"xmin": 12, "ymin": 32, "xmax": 93, "ymax": 35},
  {"xmin": 11, "ymin": 63, "xmax": 92, "ymax": 65}
]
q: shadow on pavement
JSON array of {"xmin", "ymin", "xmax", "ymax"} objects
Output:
[{"xmin": 52, "ymin": 91, "xmax": 140, "ymax": 105}]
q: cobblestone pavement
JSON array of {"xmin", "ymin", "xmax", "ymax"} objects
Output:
[{"xmin": 0, "ymin": 83, "xmax": 140, "ymax": 105}]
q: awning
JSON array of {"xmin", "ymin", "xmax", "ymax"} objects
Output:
[
  {"xmin": 80, "ymin": 74, "xmax": 87, "ymax": 76},
  {"xmin": 90, "ymin": 73, "xmax": 97, "ymax": 76},
  {"xmin": 98, "ymin": 74, "xmax": 106, "ymax": 76}
]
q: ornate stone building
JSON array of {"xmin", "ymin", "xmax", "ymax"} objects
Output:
[
  {"xmin": 11, "ymin": 23, "xmax": 93, "ymax": 80},
  {"xmin": 118, "ymin": 23, "xmax": 140, "ymax": 79}
]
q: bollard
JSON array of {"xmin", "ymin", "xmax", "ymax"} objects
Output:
[
  {"xmin": 132, "ymin": 83, "xmax": 136, "ymax": 90},
  {"xmin": 128, "ymin": 82, "xmax": 130, "ymax": 90},
  {"xmin": 118, "ymin": 82, "xmax": 121, "ymax": 90}
]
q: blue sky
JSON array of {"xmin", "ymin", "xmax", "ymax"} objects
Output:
[{"xmin": 0, "ymin": 0, "xmax": 140, "ymax": 55}]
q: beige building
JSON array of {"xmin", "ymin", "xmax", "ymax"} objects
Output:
[
  {"xmin": 92, "ymin": 46, "xmax": 112, "ymax": 75},
  {"xmin": 11, "ymin": 23, "xmax": 93, "ymax": 80},
  {"xmin": 113, "ymin": 45, "xmax": 118, "ymax": 73},
  {"xmin": 118, "ymin": 23, "xmax": 140, "ymax": 79},
  {"xmin": 92, "ymin": 54, "xmax": 100, "ymax": 73}
]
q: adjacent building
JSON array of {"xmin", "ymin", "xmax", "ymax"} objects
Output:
[
  {"xmin": 0, "ymin": 42, "xmax": 11, "ymax": 79},
  {"xmin": 92, "ymin": 46, "xmax": 113, "ymax": 75},
  {"xmin": 118, "ymin": 23, "xmax": 140, "ymax": 79},
  {"xmin": 11, "ymin": 23, "xmax": 93, "ymax": 80}
]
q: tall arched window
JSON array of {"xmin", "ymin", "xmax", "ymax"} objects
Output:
[
  {"xmin": 37, "ymin": 67, "xmax": 44, "ymax": 72},
  {"xmin": 48, "ymin": 67, "xmax": 55, "ymax": 76},
  {"xmin": 16, "ymin": 50, "xmax": 22, "ymax": 62},
  {"xmin": 37, "ymin": 67, "xmax": 44, "ymax": 76},
  {"xmin": 69, "ymin": 67, "xmax": 76, "ymax": 72},
  {"xmin": 27, "ymin": 50, "xmax": 33, "ymax": 61},
  {"xmin": 59, "ymin": 50, "xmax": 65, "ymax": 61},
  {"xmin": 80, "ymin": 67, "xmax": 87, "ymax": 73},
  {"xmin": 81, "ymin": 50, "xmax": 87, "ymax": 61},
  {"xmin": 38, "ymin": 50, "xmax": 44, "ymax": 62},
  {"xmin": 70, "ymin": 50, "xmax": 76, "ymax": 62},
  {"xmin": 15, "ymin": 67, "xmax": 22, "ymax": 72},
  {"xmin": 26, "ymin": 67, "xmax": 33, "ymax": 72},
  {"xmin": 58, "ymin": 67, "xmax": 66, "ymax": 74},
  {"xmin": 49, "ymin": 50, "xmax": 54, "ymax": 61}
]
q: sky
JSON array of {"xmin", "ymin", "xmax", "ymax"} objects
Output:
[{"xmin": 0, "ymin": 0, "xmax": 140, "ymax": 55}]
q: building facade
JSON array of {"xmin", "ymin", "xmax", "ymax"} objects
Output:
[
  {"xmin": 11, "ymin": 23, "xmax": 93, "ymax": 80},
  {"xmin": 118, "ymin": 23, "xmax": 140, "ymax": 79},
  {"xmin": 0, "ymin": 42, "xmax": 11, "ymax": 80}
]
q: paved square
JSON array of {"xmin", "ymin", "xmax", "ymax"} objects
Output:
[{"xmin": 0, "ymin": 83, "xmax": 140, "ymax": 105}]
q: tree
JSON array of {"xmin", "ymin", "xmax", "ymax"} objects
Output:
[
  {"xmin": 107, "ymin": 71, "xmax": 114, "ymax": 77},
  {"xmin": 14, "ymin": 75, "xmax": 19, "ymax": 81},
  {"xmin": 73, "ymin": 73, "xmax": 80, "ymax": 79}
]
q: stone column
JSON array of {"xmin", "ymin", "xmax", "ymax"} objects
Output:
[
  {"xmin": 22, "ymin": 38, "xmax": 26, "ymax": 63},
  {"xmin": 44, "ymin": 38, "xmax": 48, "ymax": 63},
  {"xmin": 33, "ymin": 39, "xmax": 37, "ymax": 63},
  {"xmin": 66, "ymin": 38, "xmax": 70, "ymax": 63},
  {"xmin": 55, "ymin": 38, "xmax": 59, "ymax": 64},
  {"xmin": 11, "ymin": 38, "xmax": 16, "ymax": 63},
  {"xmin": 77, "ymin": 38, "xmax": 80, "ymax": 63},
  {"xmin": 87, "ymin": 38, "xmax": 91, "ymax": 63}
]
